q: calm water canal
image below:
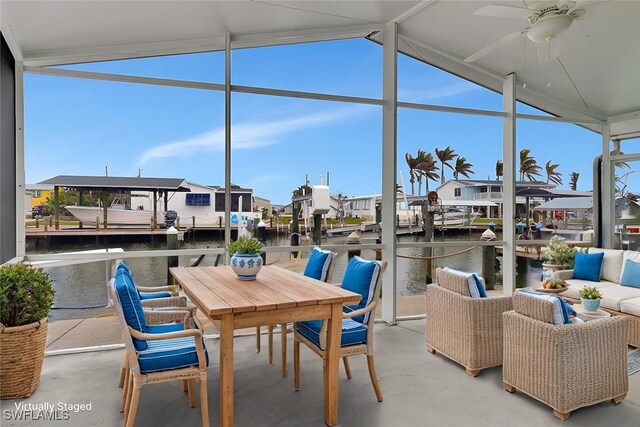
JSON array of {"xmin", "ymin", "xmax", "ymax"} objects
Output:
[{"xmin": 28, "ymin": 232, "xmax": 543, "ymax": 319}]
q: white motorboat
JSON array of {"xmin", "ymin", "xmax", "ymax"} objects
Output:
[
  {"xmin": 434, "ymin": 208, "xmax": 480, "ymax": 227},
  {"xmin": 65, "ymin": 195, "xmax": 164, "ymax": 227}
]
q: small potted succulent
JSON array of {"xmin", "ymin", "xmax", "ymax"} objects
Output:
[
  {"xmin": 579, "ymin": 286, "xmax": 603, "ymax": 312},
  {"xmin": 229, "ymin": 236, "xmax": 264, "ymax": 280},
  {"xmin": 542, "ymin": 236, "xmax": 576, "ymax": 272},
  {"xmin": 0, "ymin": 264, "xmax": 55, "ymax": 399}
]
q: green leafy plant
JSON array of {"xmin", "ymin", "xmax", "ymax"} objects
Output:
[
  {"xmin": 543, "ymin": 236, "xmax": 576, "ymax": 267},
  {"xmin": 0, "ymin": 264, "xmax": 55, "ymax": 327},
  {"xmin": 228, "ymin": 236, "xmax": 263, "ymax": 255},
  {"xmin": 579, "ymin": 286, "xmax": 603, "ymax": 300}
]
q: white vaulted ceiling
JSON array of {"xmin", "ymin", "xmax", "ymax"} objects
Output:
[{"xmin": 2, "ymin": 0, "xmax": 640, "ymax": 130}]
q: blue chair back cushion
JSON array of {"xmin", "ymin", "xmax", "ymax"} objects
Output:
[
  {"xmin": 137, "ymin": 336, "xmax": 208, "ymax": 374},
  {"xmin": 303, "ymin": 247, "xmax": 334, "ymax": 282},
  {"xmin": 297, "ymin": 318, "xmax": 366, "ymax": 348},
  {"xmin": 573, "ymin": 251, "xmax": 604, "ymax": 282},
  {"xmin": 114, "ymin": 269, "xmax": 148, "ymax": 351},
  {"xmin": 341, "ymin": 256, "xmax": 381, "ymax": 323},
  {"xmin": 621, "ymin": 259, "xmax": 640, "ymax": 289}
]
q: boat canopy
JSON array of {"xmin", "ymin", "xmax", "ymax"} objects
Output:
[
  {"xmin": 533, "ymin": 197, "xmax": 593, "ymax": 211},
  {"xmin": 37, "ymin": 175, "xmax": 191, "ymax": 192}
]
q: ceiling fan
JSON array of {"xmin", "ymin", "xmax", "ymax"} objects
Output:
[{"xmin": 464, "ymin": 1, "xmax": 606, "ymax": 64}]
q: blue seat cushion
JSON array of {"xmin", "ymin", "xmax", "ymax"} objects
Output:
[
  {"xmin": 296, "ymin": 318, "xmax": 366, "ymax": 348},
  {"xmin": 114, "ymin": 269, "xmax": 148, "ymax": 350},
  {"xmin": 139, "ymin": 291, "xmax": 173, "ymax": 300},
  {"xmin": 341, "ymin": 257, "xmax": 380, "ymax": 323},
  {"xmin": 304, "ymin": 247, "xmax": 334, "ymax": 282},
  {"xmin": 137, "ymin": 336, "xmax": 208, "ymax": 374},
  {"xmin": 621, "ymin": 259, "xmax": 640, "ymax": 289}
]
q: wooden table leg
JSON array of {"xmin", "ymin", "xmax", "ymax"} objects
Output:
[
  {"xmin": 220, "ymin": 314, "xmax": 234, "ymax": 427},
  {"xmin": 324, "ymin": 303, "xmax": 342, "ymax": 426}
]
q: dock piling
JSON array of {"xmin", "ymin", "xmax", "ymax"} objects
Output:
[{"xmin": 166, "ymin": 226, "xmax": 179, "ymax": 284}]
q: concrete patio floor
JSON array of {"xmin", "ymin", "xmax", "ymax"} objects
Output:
[{"xmin": 2, "ymin": 320, "xmax": 639, "ymax": 426}]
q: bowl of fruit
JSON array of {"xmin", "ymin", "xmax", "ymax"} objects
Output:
[{"xmin": 537, "ymin": 279, "xmax": 567, "ymax": 293}]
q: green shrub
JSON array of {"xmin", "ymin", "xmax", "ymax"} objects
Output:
[
  {"xmin": 228, "ymin": 236, "xmax": 263, "ymax": 255},
  {"xmin": 579, "ymin": 286, "xmax": 602, "ymax": 300},
  {"xmin": 0, "ymin": 264, "xmax": 55, "ymax": 327}
]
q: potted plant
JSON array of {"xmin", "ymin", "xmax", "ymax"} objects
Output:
[
  {"xmin": 229, "ymin": 236, "xmax": 264, "ymax": 280},
  {"xmin": 542, "ymin": 236, "xmax": 576, "ymax": 272},
  {"xmin": 0, "ymin": 264, "xmax": 55, "ymax": 399},
  {"xmin": 579, "ymin": 286, "xmax": 603, "ymax": 312}
]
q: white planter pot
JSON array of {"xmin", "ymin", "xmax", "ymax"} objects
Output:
[{"xmin": 230, "ymin": 253, "xmax": 263, "ymax": 280}]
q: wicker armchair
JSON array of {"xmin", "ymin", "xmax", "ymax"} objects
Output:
[
  {"xmin": 111, "ymin": 271, "xmax": 209, "ymax": 427},
  {"xmin": 503, "ymin": 292, "xmax": 628, "ymax": 420},
  {"xmin": 294, "ymin": 258, "xmax": 386, "ymax": 402},
  {"xmin": 257, "ymin": 248, "xmax": 337, "ymax": 377},
  {"xmin": 425, "ymin": 268, "xmax": 512, "ymax": 377}
]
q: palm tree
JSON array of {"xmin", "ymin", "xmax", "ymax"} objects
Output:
[
  {"xmin": 405, "ymin": 152, "xmax": 419, "ymax": 195},
  {"xmin": 435, "ymin": 146, "xmax": 456, "ymax": 184},
  {"xmin": 405, "ymin": 149, "xmax": 428, "ymax": 195},
  {"xmin": 495, "ymin": 160, "xmax": 503, "ymax": 181},
  {"xmin": 569, "ymin": 172, "xmax": 579, "ymax": 190},
  {"xmin": 545, "ymin": 160, "xmax": 563, "ymax": 185},
  {"xmin": 416, "ymin": 152, "xmax": 440, "ymax": 193},
  {"xmin": 453, "ymin": 156, "xmax": 474, "ymax": 180},
  {"xmin": 519, "ymin": 149, "xmax": 542, "ymax": 181}
]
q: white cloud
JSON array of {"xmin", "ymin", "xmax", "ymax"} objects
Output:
[
  {"xmin": 398, "ymin": 81, "xmax": 478, "ymax": 103},
  {"xmin": 138, "ymin": 107, "xmax": 363, "ymax": 165}
]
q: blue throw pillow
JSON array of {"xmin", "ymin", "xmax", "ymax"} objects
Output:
[
  {"xmin": 620, "ymin": 259, "xmax": 640, "ymax": 289},
  {"xmin": 472, "ymin": 274, "xmax": 488, "ymax": 298},
  {"xmin": 573, "ymin": 251, "xmax": 604, "ymax": 282},
  {"xmin": 341, "ymin": 256, "xmax": 381, "ymax": 323},
  {"xmin": 303, "ymin": 247, "xmax": 333, "ymax": 282}
]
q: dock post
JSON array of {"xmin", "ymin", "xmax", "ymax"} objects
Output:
[
  {"xmin": 54, "ymin": 186, "xmax": 60, "ymax": 230},
  {"xmin": 347, "ymin": 232, "xmax": 361, "ymax": 258},
  {"xmin": 166, "ymin": 226, "xmax": 179, "ymax": 285},
  {"xmin": 481, "ymin": 227, "xmax": 497, "ymax": 290},
  {"xmin": 424, "ymin": 203, "xmax": 434, "ymax": 284},
  {"xmin": 312, "ymin": 213, "xmax": 322, "ymax": 245}
]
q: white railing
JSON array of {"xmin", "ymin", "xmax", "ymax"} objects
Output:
[{"xmin": 474, "ymin": 192, "xmax": 503, "ymax": 200}]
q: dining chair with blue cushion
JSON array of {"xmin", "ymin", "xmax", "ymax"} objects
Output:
[
  {"xmin": 256, "ymin": 247, "xmax": 336, "ymax": 377},
  {"xmin": 293, "ymin": 257, "xmax": 386, "ymax": 402},
  {"xmin": 111, "ymin": 269, "xmax": 209, "ymax": 427}
]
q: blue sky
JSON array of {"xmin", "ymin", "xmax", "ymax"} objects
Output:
[{"xmin": 24, "ymin": 38, "xmax": 620, "ymax": 205}]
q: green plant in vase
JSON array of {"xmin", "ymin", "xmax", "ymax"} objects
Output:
[
  {"xmin": 543, "ymin": 236, "xmax": 576, "ymax": 268},
  {"xmin": 579, "ymin": 286, "xmax": 603, "ymax": 312},
  {"xmin": 229, "ymin": 236, "xmax": 264, "ymax": 280}
]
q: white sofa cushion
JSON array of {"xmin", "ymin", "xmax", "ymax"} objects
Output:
[
  {"xmin": 599, "ymin": 285, "xmax": 640, "ymax": 311},
  {"xmin": 564, "ymin": 279, "xmax": 617, "ymax": 299},
  {"xmin": 588, "ymin": 248, "xmax": 624, "ymax": 283},
  {"xmin": 620, "ymin": 297, "xmax": 640, "ymax": 316},
  {"xmin": 622, "ymin": 251, "xmax": 640, "ymax": 279}
]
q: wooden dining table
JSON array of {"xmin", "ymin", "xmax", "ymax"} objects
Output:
[{"xmin": 170, "ymin": 265, "xmax": 362, "ymax": 427}]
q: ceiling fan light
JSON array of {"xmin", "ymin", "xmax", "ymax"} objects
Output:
[{"xmin": 526, "ymin": 14, "xmax": 572, "ymax": 44}]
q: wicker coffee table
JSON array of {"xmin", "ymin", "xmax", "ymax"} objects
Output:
[{"xmin": 573, "ymin": 304, "xmax": 611, "ymax": 321}]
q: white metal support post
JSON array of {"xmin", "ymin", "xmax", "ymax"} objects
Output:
[
  {"xmin": 224, "ymin": 33, "xmax": 232, "ymax": 262},
  {"xmin": 15, "ymin": 60, "xmax": 25, "ymax": 258},
  {"xmin": 502, "ymin": 74, "xmax": 516, "ymax": 296},
  {"xmin": 601, "ymin": 123, "xmax": 613, "ymax": 248},
  {"xmin": 381, "ymin": 22, "xmax": 398, "ymax": 324}
]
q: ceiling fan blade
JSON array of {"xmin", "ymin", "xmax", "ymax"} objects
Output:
[
  {"xmin": 474, "ymin": 4, "xmax": 537, "ymax": 19},
  {"xmin": 537, "ymin": 37, "xmax": 561, "ymax": 63},
  {"xmin": 568, "ymin": 0, "xmax": 610, "ymax": 13},
  {"xmin": 464, "ymin": 29, "xmax": 527, "ymax": 63}
]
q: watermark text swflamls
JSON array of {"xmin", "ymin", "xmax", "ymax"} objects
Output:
[{"xmin": 3, "ymin": 402, "xmax": 92, "ymax": 421}]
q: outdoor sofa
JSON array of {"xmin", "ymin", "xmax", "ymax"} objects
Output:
[{"xmin": 554, "ymin": 248, "xmax": 640, "ymax": 347}]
